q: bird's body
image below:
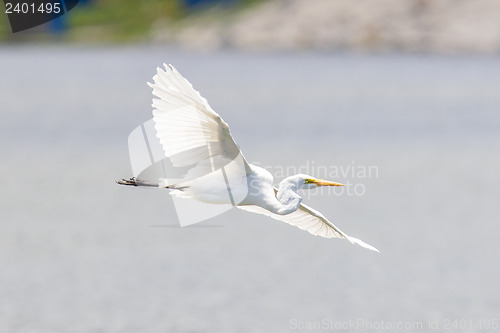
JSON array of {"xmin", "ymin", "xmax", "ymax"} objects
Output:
[
  {"xmin": 118, "ymin": 64, "xmax": 378, "ymax": 252},
  {"xmin": 178, "ymin": 164, "xmax": 273, "ymax": 205}
]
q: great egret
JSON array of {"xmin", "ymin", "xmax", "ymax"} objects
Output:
[{"xmin": 117, "ymin": 64, "xmax": 378, "ymax": 252}]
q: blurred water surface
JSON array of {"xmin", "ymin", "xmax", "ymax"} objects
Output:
[{"xmin": 1, "ymin": 46, "xmax": 499, "ymax": 332}]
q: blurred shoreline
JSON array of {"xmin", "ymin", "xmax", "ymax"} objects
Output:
[
  {"xmin": 2, "ymin": 0, "xmax": 500, "ymax": 55},
  {"xmin": 160, "ymin": 0, "xmax": 500, "ymax": 54}
]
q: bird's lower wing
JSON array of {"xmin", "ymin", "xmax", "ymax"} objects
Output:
[{"xmin": 237, "ymin": 202, "xmax": 379, "ymax": 252}]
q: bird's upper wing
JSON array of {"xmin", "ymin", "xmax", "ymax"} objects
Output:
[
  {"xmin": 149, "ymin": 64, "xmax": 250, "ymax": 185},
  {"xmin": 237, "ymin": 188, "xmax": 379, "ymax": 252}
]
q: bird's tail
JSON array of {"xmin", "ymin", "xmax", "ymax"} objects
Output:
[{"xmin": 116, "ymin": 177, "xmax": 159, "ymax": 187}]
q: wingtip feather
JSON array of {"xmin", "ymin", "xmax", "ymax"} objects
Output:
[
  {"xmin": 347, "ymin": 236, "xmax": 380, "ymax": 253},
  {"xmin": 163, "ymin": 63, "xmax": 175, "ymax": 72}
]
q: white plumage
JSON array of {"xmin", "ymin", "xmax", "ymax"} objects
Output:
[{"xmin": 119, "ymin": 64, "xmax": 378, "ymax": 252}]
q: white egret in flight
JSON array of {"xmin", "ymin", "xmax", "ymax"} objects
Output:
[{"xmin": 118, "ymin": 64, "xmax": 378, "ymax": 252}]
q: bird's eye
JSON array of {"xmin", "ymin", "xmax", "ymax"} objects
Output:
[{"xmin": 304, "ymin": 179, "xmax": 315, "ymax": 184}]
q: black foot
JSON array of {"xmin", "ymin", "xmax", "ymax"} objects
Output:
[{"xmin": 116, "ymin": 177, "xmax": 139, "ymax": 186}]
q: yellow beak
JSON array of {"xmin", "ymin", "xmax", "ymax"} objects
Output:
[{"xmin": 313, "ymin": 179, "xmax": 344, "ymax": 187}]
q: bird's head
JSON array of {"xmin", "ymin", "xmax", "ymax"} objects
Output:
[{"xmin": 291, "ymin": 174, "xmax": 344, "ymax": 190}]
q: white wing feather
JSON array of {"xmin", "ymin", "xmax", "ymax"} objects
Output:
[
  {"xmin": 149, "ymin": 64, "xmax": 249, "ymax": 185},
  {"xmin": 238, "ymin": 188, "xmax": 379, "ymax": 252}
]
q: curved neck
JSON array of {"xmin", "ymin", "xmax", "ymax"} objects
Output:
[{"xmin": 266, "ymin": 180, "xmax": 302, "ymax": 215}]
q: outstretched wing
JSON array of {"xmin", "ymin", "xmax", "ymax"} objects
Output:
[
  {"xmin": 149, "ymin": 64, "xmax": 249, "ymax": 185},
  {"xmin": 237, "ymin": 188, "xmax": 379, "ymax": 252}
]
